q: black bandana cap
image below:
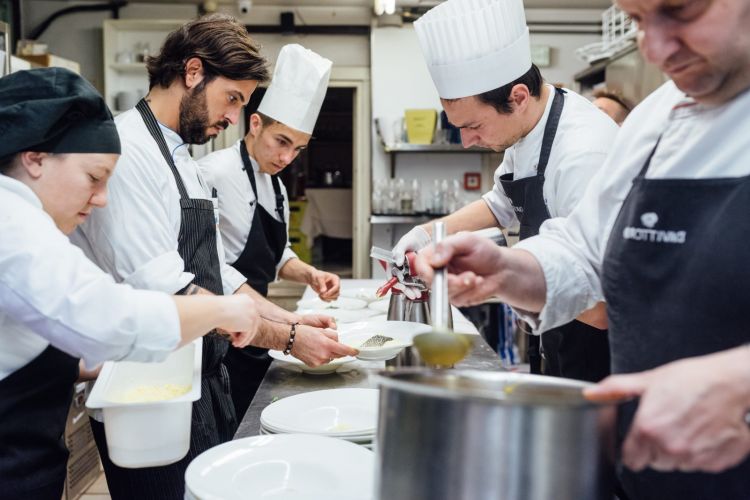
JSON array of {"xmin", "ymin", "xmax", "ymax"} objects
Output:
[{"xmin": 0, "ymin": 67, "xmax": 121, "ymax": 158}]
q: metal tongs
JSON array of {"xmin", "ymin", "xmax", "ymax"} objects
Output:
[{"xmin": 370, "ymin": 246, "xmax": 427, "ymax": 298}]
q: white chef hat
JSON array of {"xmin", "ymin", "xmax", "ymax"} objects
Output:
[
  {"xmin": 414, "ymin": 0, "xmax": 532, "ymax": 99},
  {"xmin": 257, "ymin": 44, "xmax": 332, "ymax": 135}
]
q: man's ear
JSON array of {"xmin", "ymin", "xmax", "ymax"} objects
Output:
[
  {"xmin": 18, "ymin": 151, "xmax": 48, "ymax": 179},
  {"xmin": 183, "ymin": 57, "xmax": 205, "ymax": 90},
  {"xmin": 248, "ymin": 113, "xmax": 263, "ymax": 137},
  {"xmin": 509, "ymin": 83, "xmax": 531, "ymax": 113}
]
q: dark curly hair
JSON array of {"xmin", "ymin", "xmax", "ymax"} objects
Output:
[{"xmin": 146, "ymin": 14, "xmax": 269, "ymax": 89}]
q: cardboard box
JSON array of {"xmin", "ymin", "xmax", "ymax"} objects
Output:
[{"xmin": 19, "ymin": 54, "xmax": 80, "ymax": 74}]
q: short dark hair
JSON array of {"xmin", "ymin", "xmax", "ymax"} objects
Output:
[
  {"xmin": 0, "ymin": 154, "xmax": 17, "ymax": 175},
  {"xmin": 592, "ymin": 88, "xmax": 633, "ymax": 112},
  {"xmin": 147, "ymin": 14, "xmax": 270, "ymax": 89},
  {"xmin": 449, "ymin": 64, "xmax": 544, "ymax": 114},
  {"xmin": 255, "ymin": 112, "xmax": 278, "ymax": 128}
]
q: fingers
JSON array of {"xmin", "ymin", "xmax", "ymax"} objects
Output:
[
  {"xmin": 582, "ymin": 373, "xmax": 649, "ymax": 403},
  {"xmin": 228, "ymin": 330, "xmax": 252, "ymax": 348},
  {"xmin": 412, "ymin": 251, "xmax": 436, "ymax": 285}
]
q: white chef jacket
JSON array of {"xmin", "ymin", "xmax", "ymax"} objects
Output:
[
  {"xmin": 516, "ymin": 81, "xmax": 750, "ymax": 332},
  {"xmin": 74, "ymin": 108, "xmax": 246, "ymax": 296},
  {"xmin": 482, "ymin": 84, "xmax": 619, "ymax": 226},
  {"xmin": 0, "ymin": 175, "xmax": 180, "ymax": 381},
  {"xmin": 197, "ymin": 140, "xmax": 298, "ymax": 276}
]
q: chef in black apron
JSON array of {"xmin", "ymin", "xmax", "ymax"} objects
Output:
[
  {"xmin": 85, "ymin": 99, "xmax": 242, "ymax": 499},
  {"xmin": 0, "ymin": 70, "xmax": 247, "ymax": 500},
  {"xmin": 197, "ymin": 44, "xmax": 344, "ymax": 419},
  {"xmin": 498, "ymin": 87, "xmax": 611, "ymax": 383},
  {"xmin": 395, "ymin": 0, "xmax": 616, "ymax": 382},
  {"xmin": 412, "ymin": 0, "xmax": 750, "ymax": 491}
]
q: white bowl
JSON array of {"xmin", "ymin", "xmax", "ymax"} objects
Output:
[
  {"xmin": 339, "ymin": 320, "xmax": 433, "ymax": 361},
  {"xmin": 367, "ymin": 299, "xmax": 389, "ymax": 314},
  {"xmin": 296, "ymin": 297, "xmax": 368, "ymax": 311},
  {"xmin": 297, "ymin": 307, "xmax": 381, "ymax": 324},
  {"xmin": 185, "ymin": 434, "xmax": 374, "ymax": 500},
  {"xmin": 268, "ymin": 349, "xmax": 355, "ymax": 375},
  {"xmin": 339, "ymin": 287, "xmax": 380, "ymax": 303},
  {"xmin": 86, "ymin": 340, "xmax": 202, "ymax": 468}
]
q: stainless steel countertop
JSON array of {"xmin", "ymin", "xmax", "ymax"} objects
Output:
[{"xmin": 234, "ymin": 334, "xmax": 504, "ymax": 439}]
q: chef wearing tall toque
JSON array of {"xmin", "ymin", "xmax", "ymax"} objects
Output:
[
  {"xmin": 392, "ymin": 0, "xmax": 618, "ymax": 383},
  {"xmin": 198, "ymin": 44, "xmax": 352, "ymax": 418},
  {"xmin": 0, "ymin": 68, "xmax": 257, "ymax": 500}
]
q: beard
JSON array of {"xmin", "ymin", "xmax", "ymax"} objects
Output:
[{"xmin": 178, "ymin": 81, "xmax": 229, "ymax": 145}]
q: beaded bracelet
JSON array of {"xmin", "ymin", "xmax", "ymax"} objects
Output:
[{"xmin": 283, "ymin": 322, "xmax": 300, "ymax": 355}]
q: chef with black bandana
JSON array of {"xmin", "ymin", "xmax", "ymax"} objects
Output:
[
  {"xmin": 0, "ymin": 68, "xmax": 257, "ymax": 500},
  {"xmin": 198, "ymin": 44, "xmax": 343, "ymax": 419}
]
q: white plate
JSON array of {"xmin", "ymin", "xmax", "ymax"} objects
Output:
[
  {"xmin": 260, "ymin": 388, "xmax": 378, "ymax": 436},
  {"xmin": 367, "ymin": 299, "xmax": 389, "ymax": 314},
  {"xmin": 339, "ymin": 287, "xmax": 380, "ymax": 303},
  {"xmin": 260, "ymin": 425, "xmax": 373, "ymax": 444},
  {"xmin": 267, "ymin": 350, "xmax": 355, "ymax": 375},
  {"xmin": 297, "ymin": 307, "xmax": 381, "ymax": 324},
  {"xmin": 338, "ymin": 320, "xmax": 433, "ymax": 361},
  {"xmin": 296, "ymin": 297, "xmax": 367, "ymax": 311},
  {"xmin": 185, "ymin": 434, "xmax": 374, "ymax": 500}
]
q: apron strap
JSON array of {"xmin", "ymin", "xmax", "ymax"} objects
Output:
[
  {"xmin": 239, "ymin": 139, "xmax": 286, "ymax": 221},
  {"xmin": 135, "ymin": 99, "xmax": 190, "ymax": 200},
  {"xmin": 536, "ymin": 87, "xmax": 566, "ymax": 177},
  {"xmin": 271, "ymin": 175, "xmax": 285, "ymax": 221},
  {"xmin": 636, "ymin": 137, "xmax": 662, "ymax": 178},
  {"xmin": 239, "ymin": 139, "xmax": 259, "ymax": 199}
]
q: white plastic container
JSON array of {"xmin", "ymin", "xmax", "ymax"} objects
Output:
[{"xmin": 86, "ymin": 340, "xmax": 202, "ymax": 468}]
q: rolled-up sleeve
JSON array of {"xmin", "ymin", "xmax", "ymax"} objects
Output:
[{"xmin": 1, "ymin": 207, "xmax": 180, "ymax": 367}]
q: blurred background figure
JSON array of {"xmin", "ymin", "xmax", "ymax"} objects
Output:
[{"xmin": 592, "ymin": 88, "xmax": 633, "ymax": 125}]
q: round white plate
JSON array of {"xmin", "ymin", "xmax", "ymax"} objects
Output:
[
  {"xmin": 268, "ymin": 350, "xmax": 355, "ymax": 375},
  {"xmin": 185, "ymin": 434, "xmax": 374, "ymax": 500},
  {"xmin": 296, "ymin": 297, "xmax": 367, "ymax": 311},
  {"xmin": 297, "ymin": 308, "xmax": 381, "ymax": 324},
  {"xmin": 367, "ymin": 300, "xmax": 389, "ymax": 314},
  {"xmin": 339, "ymin": 287, "xmax": 380, "ymax": 303},
  {"xmin": 260, "ymin": 388, "xmax": 378, "ymax": 436},
  {"xmin": 259, "ymin": 425, "xmax": 373, "ymax": 443},
  {"xmin": 338, "ymin": 320, "xmax": 433, "ymax": 361}
]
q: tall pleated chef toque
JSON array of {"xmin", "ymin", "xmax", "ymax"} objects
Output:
[
  {"xmin": 414, "ymin": 0, "xmax": 532, "ymax": 99},
  {"xmin": 0, "ymin": 67, "xmax": 120, "ymax": 158},
  {"xmin": 257, "ymin": 44, "xmax": 332, "ymax": 135}
]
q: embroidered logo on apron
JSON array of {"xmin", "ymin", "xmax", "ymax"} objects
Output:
[{"xmin": 623, "ymin": 211, "xmax": 687, "ymax": 244}]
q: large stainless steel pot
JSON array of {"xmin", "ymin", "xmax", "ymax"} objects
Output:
[{"xmin": 372, "ymin": 369, "xmax": 617, "ymax": 500}]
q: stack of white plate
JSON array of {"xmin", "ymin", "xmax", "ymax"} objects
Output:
[
  {"xmin": 185, "ymin": 433, "xmax": 374, "ymax": 500},
  {"xmin": 259, "ymin": 388, "xmax": 378, "ymax": 450}
]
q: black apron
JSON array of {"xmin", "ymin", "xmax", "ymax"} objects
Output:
[
  {"xmin": 225, "ymin": 140, "xmax": 288, "ymax": 421},
  {"xmin": 601, "ymin": 140, "xmax": 750, "ymax": 499},
  {"xmin": 90, "ymin": 99, "xmax": 237, "ymax": 500},
  {"xmin": 0, "ymin": 345, "xmax": 79, "ymax": 499},
  {"xmin": 499, "ymin": 87, "xmax": 611, "ymax": 382}
]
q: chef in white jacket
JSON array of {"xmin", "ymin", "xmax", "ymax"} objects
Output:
[
  {"xmin": 0, "ymin": 68, "xmax": 256, "ymax": 500},
  {"xmin": 394, "ymin": 0, "xmax": 618, "ymax": 383},
  {"xmin": 197, "ymin": 44, "xmax": 341, "ymax": 417},
  {"xmin": 413, "ymin": 0, "xmax": 750, "ymax": 497},
  {"xmin": 73, "ymin": 16, "xmax": 355, "ymax": 500}
]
